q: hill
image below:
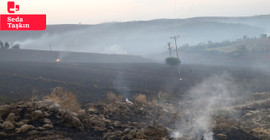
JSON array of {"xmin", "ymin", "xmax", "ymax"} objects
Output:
[
  {"xmin": 0, "ymin": 49, "xmax": 151, "ymax": 63},
  {"xmin": 0, "ymin": 15, "xmax": 269, "ymax": 55},
  {"xmin": 154, "ymin": 34, "xmax": 270, "ymax": 72}
]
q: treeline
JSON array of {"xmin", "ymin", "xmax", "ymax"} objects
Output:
[
  {"xmin": 181, "ymin": 34, "xmax": 270, "ymax": 56},
  {"xmin": 0, "ymin": 41, "xmax": 20, "ymax": 50}
]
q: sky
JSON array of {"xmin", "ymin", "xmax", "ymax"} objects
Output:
[{"xmin": 0, "ymin": 0, "xmax": 270, "ymax": 24}]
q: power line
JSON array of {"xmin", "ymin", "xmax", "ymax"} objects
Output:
[
  {"xmin": 170, "ymin": 35, "xmax": 180, "ymax": 59},
  {"xmin": 49, "ymin": 44, "xmax": 52, "ymax": 57},
  {"xmin": 170, "ymin": 35, "xmax": 181, "ymax": 76},
  {"xmin": 168, "ymin": 42, "xmax": 172, "ymax": 57}
]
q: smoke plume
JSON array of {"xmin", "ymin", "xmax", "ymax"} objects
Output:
[{"xmin": 173, "ymin": 73, "xmax": 238, "ymax": 140}]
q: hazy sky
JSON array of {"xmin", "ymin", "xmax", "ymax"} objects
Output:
[{"xmin": 0, "ymin": 0, "xmax": 270, "ymax": 24}]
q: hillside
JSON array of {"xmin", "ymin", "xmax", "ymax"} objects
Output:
[
  {"xmin": 153, "ymin": 35, "xmax": 270, "ymax": 70},
  {"xmin": 0, "ymin": 15, "xmax": 269, "ymax": 55},
  {"xmin": 0, "ymin": 49, "xmax": 150, "ymax": 63}
]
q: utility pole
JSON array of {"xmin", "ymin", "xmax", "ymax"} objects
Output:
[
  {"xmin": 170, "ymin": 36, "xmax": 180, "ymax": 59},
  {"xmin": 170, "ymin": 35, "xmax": 181, "ymax": 76},
  {"xmin": 49, "ymin": 44, "xmax": 52, "ymax": 56},
  {"xmin": 168, "ymin": 42, "xmax": 172, "ymax": 57}
]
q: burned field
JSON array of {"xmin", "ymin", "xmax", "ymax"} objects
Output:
[
  {"xmin": 0, "ymin": 61, "xmax": 269, "ymax": 103},
  {"xmin": 0, "ymin": 61, "xmax": 270, "ymax": 139}
]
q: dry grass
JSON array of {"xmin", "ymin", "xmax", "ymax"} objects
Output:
[
  {"xmin": 251, "ymin": 128, "xmax": 270, "ymax": 139},
  {"xmin": 47, "ymin": 87, "xmax": 81, "ymax": 113},
  {"xmin": 157, "ymin": 91, "xmax": 172, "ymax": 102},
  {"xmin": 134, "ymin": 94, "xmax": 147, "ymax": 104},
  {"xmin": 106, "ymin": 92, "xmax": 122, "ymax": 103}
]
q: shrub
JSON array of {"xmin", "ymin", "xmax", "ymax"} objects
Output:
[
  {"xmin": 134, "ymin": 94, "xmax": 147, "ymax": 104},
  {"xmin": 47, "ymin": 87, "xmax": 80, "ymax": 113},
  {"xmin": 165, "ymin": 57, "xmax": 180, "ymax": 66},
  {"xmin": 106, "ymin": 92, "xmax": 122, "ymax": 103},
  {"xmin": 157, "ymin": 91, "xmax": 173, "ymax": 102}
]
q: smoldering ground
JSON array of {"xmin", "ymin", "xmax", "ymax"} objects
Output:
[{"xmin": 171, "ymin": 73, "xmax": 241, "ymax": 140}]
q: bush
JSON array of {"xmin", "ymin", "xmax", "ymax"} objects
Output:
[
  {"xmin": 165, "ymin": 57, "xmax": 180, "ymax": 66},
  {"xmin": 47, "ymin": 87, "xmax": 81, "ymax": 113},
  {"xmin": 157, "ymin": 91, "xmax": 172, "ymax": 102},
  {"xmin": 106, "ymin": 92, "xmax": 122, "ymax": 103},
  {"xmin": 134, "ymin": 94, "xmax": 147, "ymax": 104}
]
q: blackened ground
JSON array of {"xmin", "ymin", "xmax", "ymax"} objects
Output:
[
  {"xmin": 0, "ymin": 62, "xmax": 269, "ymax": 104},
  {"xmin": 214, "ymin": 126, "xmax": 260, "ymax": 140}
]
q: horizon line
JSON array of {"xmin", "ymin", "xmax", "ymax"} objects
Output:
[{"xmin": 46, "ymin": 13, "xmax": 270, "ymax": 26}]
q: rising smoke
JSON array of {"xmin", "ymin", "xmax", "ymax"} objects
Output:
[
  {"xmin": 113, "ymin": 71, "xmax": 131, "ymax": 98},
  {"xmin": 103, "ymin": 44, "xmax": 127, "ymax": 55},
  {"xmin": 14, "ymin": 28, "xmax": 129, "ymax": 55},
  {"xmin": 172, "ymin": 73, "xmax": 238, "ymax": 140}
]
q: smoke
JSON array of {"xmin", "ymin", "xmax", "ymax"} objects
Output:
[
  {"xmin": 253, "ymin": 63, "xmax": 270, "ymax": 76},
  {"xmin": 57, "ymin": 40, "xmax": 77, "ymax": 61},
  {"xmin": 14, "ymin": 28, "xmax": 131, "ymax": 56},
  {"xmin": 113, "ymin": 71, "xmax": 130, "ymax": 98},
  {"xmin": 103, "ymin": 44, "xmax": 127, "ymax": 55},
  {"xmin": 13, "ymin": 28, "xmax": 106, "ymax": 53},
  {"xmin": 15, "ymin": 32, "xmax": 79, "ymax": 51},
  {"xmin": 173, "ymin": 73, "xmax": 238, "ymax": 140},
  {"xmin": 58, "ymin": 51, "xmax": 70, "ymax": 61}
]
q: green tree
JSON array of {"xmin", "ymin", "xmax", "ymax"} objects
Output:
[{"xmin": 165, "ymin": 57, "xmax": 180, "ymax": 66}]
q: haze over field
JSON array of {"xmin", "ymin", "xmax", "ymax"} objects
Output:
[
  {"xmin": 1, "ymin": 0, "xmax": 270, "ymax": 24},
  {"xmin": 1, "ymin": 1, "xmax": 270, "ymax": 139},
  {"xmin": 0, "ymin": 15, "xmax": 270, "ymax": 57}
]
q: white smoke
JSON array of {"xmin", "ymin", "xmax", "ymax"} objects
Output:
[
  {"xmin": 103, "ymin": 44, "xmax": 127, "ymax": 55},
  {"xmin": 15, "ymin": 32, "xmax": 77, "ymax": 51},
  {"xmin": 173, "ymin": 73, "xmax": 238, "ymax": 140},
  {"xmin": 14, "ymin": 30, "xmax": 130, "ymax": 55},
  {"xmin": 113, "ymin": 71, "xmax": 130, "ymax": 98}
]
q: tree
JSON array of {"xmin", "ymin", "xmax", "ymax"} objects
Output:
[
  {"xmin": 0, "ymin": 41, "xmax": 3, "ymax": 49},
  {"xmin": 231, "ymin": 45, "xmax": 247, "ymax": 56},
  {"xmin": 242, "ymin": 35, "xmax": 248, "ymax": 40},
  {"xmin": 4, "ymin": 42, "xmax": 9, "ymax": 49},
  {"xmin": 260, "ymin": 34, "xmax": 267, "ymax": 39},
  {"xmin": 165, "ymin": 57, "xmax": 180, "ymax": 66}
]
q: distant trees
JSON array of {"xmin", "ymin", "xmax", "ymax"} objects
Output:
[
  {"xmin": 231, "ymin": 45, "xmax": 247, "ymax": 56},
  {"xmin": 182, "ymin": 43, "xmax": 190, "ymax": 47},
  {"xmin": 165, "ymin": 57, "xmax": 180, "ymax": 66},
  {"xmin": 4, "ymin": 42, "xmax": 10, "ymax": 49},
  {"xmin": 0, "ymin": 41, "xmax": 3, "ymax": 49},
  {"xmin": 0, "ymin": 41, "xmax": 20, "ymax": 50},
  {"xmin": 260, "ymin": 34, "xmax": 267, "ymax": 39},
  {"xmin": 179, "ymin": 34, "xmax": 270, "ymax": 56},
  {"xmin": 242, "ymin": 35, "xmax": 248, "ymax": 40}
]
